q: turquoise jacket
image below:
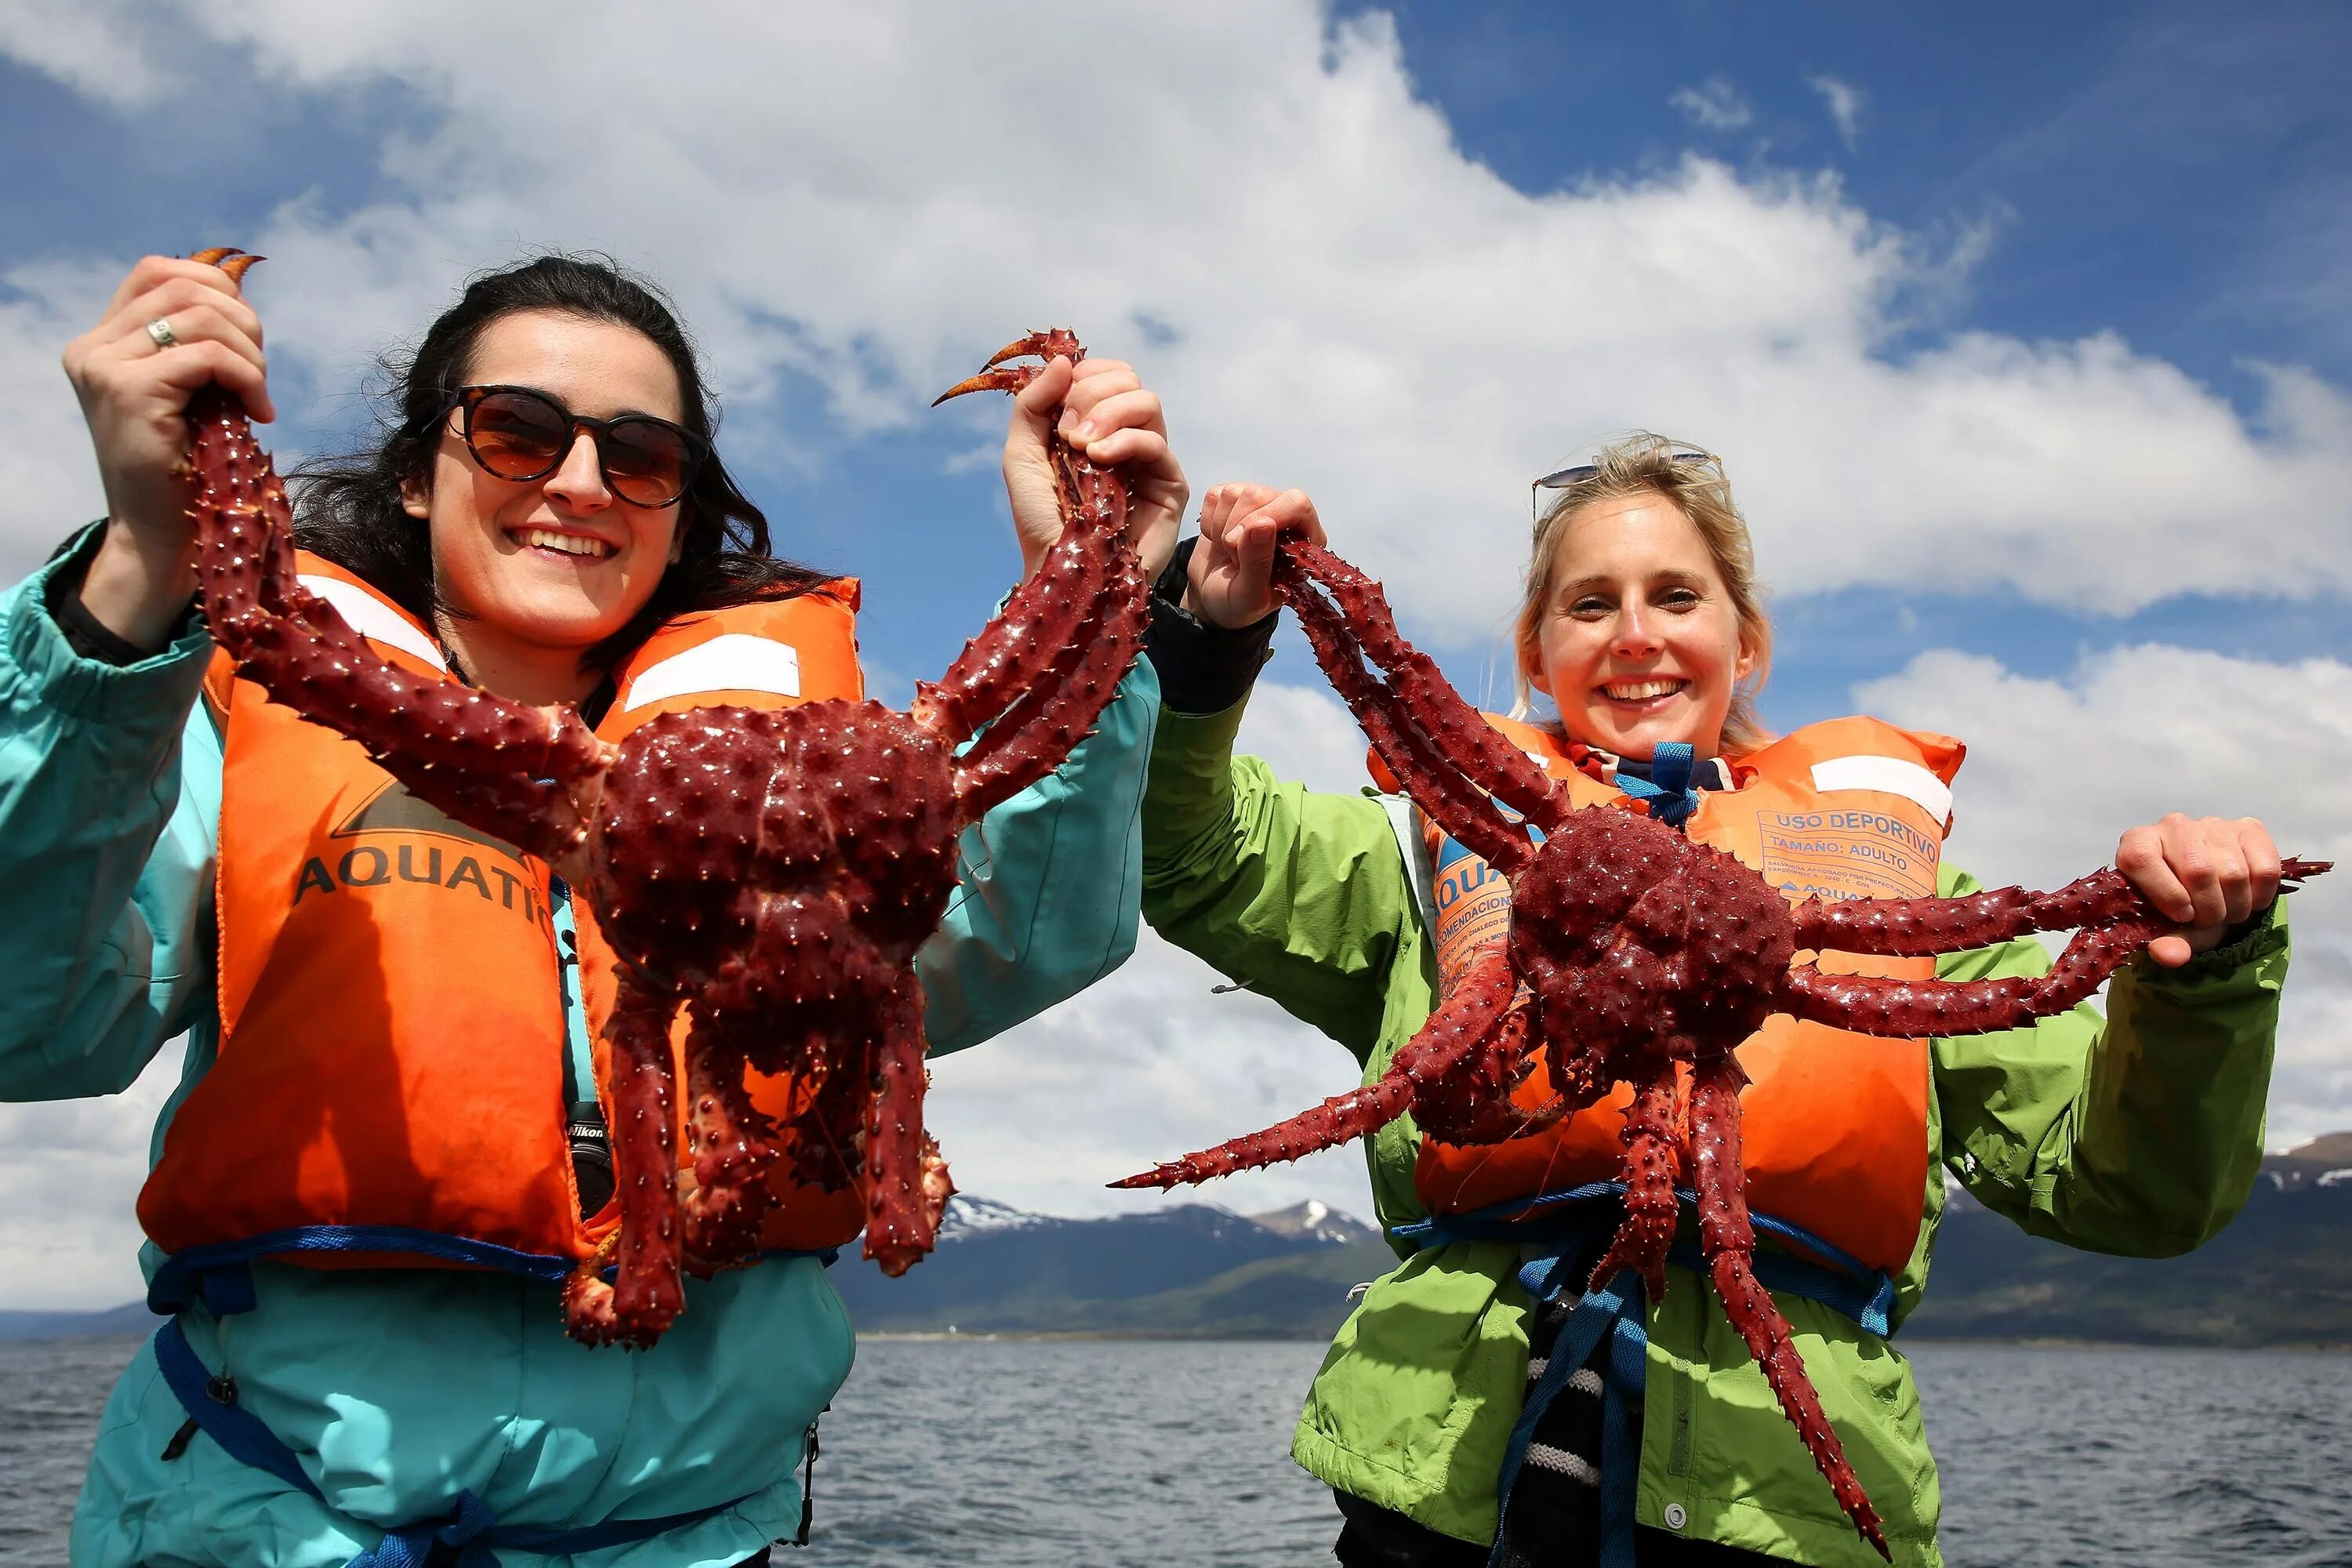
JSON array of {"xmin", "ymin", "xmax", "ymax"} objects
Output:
[{"xmin": 0, "ymin": 537, "xmax": 1160, "ymax": 1568}]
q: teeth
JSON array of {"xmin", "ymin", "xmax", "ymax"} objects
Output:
[
  {"xmin": 521, "ymin": 528, "xmax": 612, "ymax": 558},
  {"xmin": 1605, "ymin": 679, "xmax": 1685, "ymax": 702}
]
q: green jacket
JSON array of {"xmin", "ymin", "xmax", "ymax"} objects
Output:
[{"xmin": 1142, "ymin": 695, "xmax": 2289, "ymax": 1567}]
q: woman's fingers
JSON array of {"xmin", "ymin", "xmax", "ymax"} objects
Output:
[
  {"xmin": 1071, "ymin": 385, "xmax": 1162, "ymax": 444},
  {"xmin": 2116, "ymin": 820, "xmax": 2196, "ymax": 924},
  {"xmin": 2240, "ymin": 819, "xmax": 2284, "ymax": 916},
  {"xmin": 2118, "ymin": 813, "xmax": 2288, "ymax": 966},
  {"xmin": 85, "ymin": 304, "xmax": 275, "ymax": 422},
  {"xmin": 1246, "ymin": 488, "xmax": 1323, "ymax": 546},
  {"xmin": 1010, "ymin": 356, "xmax": 1075, "ymax": 426},
  {"xmin": 98, "ymin": 254, "xmax": 249, "ymax": 322}
]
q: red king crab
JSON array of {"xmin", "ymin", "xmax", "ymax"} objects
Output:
[
  {"xmin": 1116, "ymin": 534, "xmax": 2327, "ymax": 1555},
  {"xmin": 180, "ymin": 249, "xmax": 1145, "ymax": 1347}
]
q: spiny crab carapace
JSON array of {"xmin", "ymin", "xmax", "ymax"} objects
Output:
[
  {"xmin": 1115, "ymin": 533, "xmax": 2327, "ymax": 1555},
  {"xmin": 181, "ymin": 249, "xmax": 1146, "ymax": 1347}
]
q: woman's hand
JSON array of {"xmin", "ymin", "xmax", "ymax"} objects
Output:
[
  {"xmin": 60, "ymin": 255, "xmax": 274, "ymax": 648},
  {"xmin": 1183, "ymin": 481, "xmax": 1325, "ymax": 630},
  {"xmin": 2114, "ymin": 814, "xmax": 2284, "ymax": 967},
  {"xmin": 1001, "ymin": 355, "xmax": 1186, "ymax": 582}
]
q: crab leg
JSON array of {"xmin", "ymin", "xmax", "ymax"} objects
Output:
[
  {"xmin": 1779, "ymin": 912, "xmax": 2176, "ymax": 1036},
  {"xmin": 952, "ymin": 547, "xmax": 1148, "ymax": 817},
  {"xmin": 564, "ymin": 967, "xmax": 686, "ymax": 1348},
  {"xmin": 1410, "ymin": 1000, "xmax": 1563, "ymax": 1145},
  {"xmin": 1279, "ymin": 540, "xmax": 1565, "ymax": 832},
  {"xmin": 915, "ymin": 332, "xmax": 1132, "ymax": 743},
  {"xmin": 1279, "ymin": 557, "xmax": 1541, "ymax": 877},
  {"xmin": 1113, "ymin": 947, "xmax": 1518, "ymax": 1189},
  {"xmin": 862, "ymin": 976, "xmax": 956, "ymax": 1276},
  {"xmin": 187, "ymin": 387, "xmax": 611, "ymax": 865},
  {"xmin": 1690, "ymin": 1054, "xmax": 1889, "ymax": 1559},
  {"xmin": 1588, "ymin": 1066, "xmax": 1682, "ymax": 1305},
  {"xmin": 680, "ymin": 1007, "xmax": 782, "ymax": 1265},
  {"xmin": 1790, "ymin": 859, "xmax": 2330, "ymax": 957}
]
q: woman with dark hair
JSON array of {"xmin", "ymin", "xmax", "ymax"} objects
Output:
[{"xmin": 2, "ymin": 252, "xmax": 1185, "ymax": 1566}]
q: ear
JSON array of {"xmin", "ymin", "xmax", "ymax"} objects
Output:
[
  {"xmin": 1524, "ymin": 642, "xmax": 1553, "ymax": 699},
  {"xmin": 667, "ymin": 511, "xmax": 690, "ymax": 565},
  {"xmin": 398, "ymin": 471, "xmax": 430, "ymax": 522},
  {"xmin": 1733, "ymin": 624, "xmax": 1763, "ymax": 686}
]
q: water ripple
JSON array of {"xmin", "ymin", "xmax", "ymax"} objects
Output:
[{"xmin": 5, "ymin": 1335, "xmax": 2347, "ymax": 1565}]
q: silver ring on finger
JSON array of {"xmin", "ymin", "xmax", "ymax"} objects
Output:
[{"xmin": 145, "ymin": 317, "xmax": 180, "ymax": 350}]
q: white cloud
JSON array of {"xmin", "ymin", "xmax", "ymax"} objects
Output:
[
  {"xmin": 1671, "ymin": 75, "xmax": 1755, "ymax": 131},
  {"xmin": 930, "ymin": 922, "xmax": 1378, "ymax": 1227},
  {"xmin": 933, "ymin": 678, "xmax": 1381, "ymax": 1222},
  {"xmin": 0, "ymin": 0, "xmax": 178, "ymax": 108},
  {"xmin": 4, "ymin": 4, "xmax": 2350, "ymax": 1300},
  {"xmin": 1857, "ymin": 644, "xmax": 2352, "ymax": 1150},
  {"xmin": 1810, "ymin": 74, "xmax": 1865, "ymax": 150},
  {"xmin": 0, "ymin": 263, "xmax": 118, "ymax": 559},
  {"xmin": 0, "ymin": 1045, "xmax": 182, "ymax": 1308},
  {"xmin": 4, "ymin": 3, "xmax": 2343, "ymax": 619}
]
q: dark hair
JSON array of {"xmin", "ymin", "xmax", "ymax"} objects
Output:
[{"xmin": 292, "ymin": 253, "xmax": 826, "ymax": 677}]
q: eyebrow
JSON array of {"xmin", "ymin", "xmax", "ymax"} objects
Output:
[{"xmin": 1555, "ymin": 568, "xmax": 1712, "ymax": 598}]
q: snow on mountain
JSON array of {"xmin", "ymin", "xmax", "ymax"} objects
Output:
[
  {"xmin": 1245, "ymin": 1199, "xmax": 1378, "ymax": 1245},
  {"xmin": 933, "ymin": 1193, "xmax": 1375, "ymax": 1246},
  {"xmin": 935, "ymin": 1193, "xmax": 1054, "ymax": 1241}
]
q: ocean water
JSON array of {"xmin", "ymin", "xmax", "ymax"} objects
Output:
[{"xmin": 3, "ymin": 1335, "xmax": 2347, "ymax": 1566}]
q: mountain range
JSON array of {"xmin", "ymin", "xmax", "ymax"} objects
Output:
[{"xmin": 5, "ymin": 1140, "xmax": 2345, "ymax": 1346}]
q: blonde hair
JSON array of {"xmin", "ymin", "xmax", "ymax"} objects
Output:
[{"xmin": 1509, "ymin": 431, "xmax": 1774, "ymax": 757}]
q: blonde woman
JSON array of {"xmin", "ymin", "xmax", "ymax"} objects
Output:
[{"xmin": 1135, "ymin": 435, "xmax": 2292, "ymax": 1567}]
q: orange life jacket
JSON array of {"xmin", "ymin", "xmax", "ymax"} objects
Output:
[
  {"xmin": 140, "ymin": 553, "xmax": 873, "ymax": 1282},
  {"xmin": 1385, "ymin": 713, "xmax": 1963, "ymax": 1276}
]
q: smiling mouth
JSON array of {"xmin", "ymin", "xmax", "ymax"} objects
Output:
[
  {"xmin": 514, "ymin": 528, "xmax": 614, "ymax": 560},
  {"xmin": 1600, "ymin": 677, "xmax": 1688, "ymax": 704}
]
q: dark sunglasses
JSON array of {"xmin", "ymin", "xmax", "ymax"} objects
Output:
[
  {"xmin": 1531, "ymin": 449, "xmax": 1719, "ymax": 524},
  {"xmin": 418, "ymin": 385, "xmax": 709, "ymax": 509}
]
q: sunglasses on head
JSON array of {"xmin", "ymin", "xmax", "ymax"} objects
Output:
[
  {"xmin": 1531, "ymin": 448, "xmax": 1719, "ymax": 524},
  {"xmin": 419, "ymin": 385, "xmax": 709, "ymax": 510}
]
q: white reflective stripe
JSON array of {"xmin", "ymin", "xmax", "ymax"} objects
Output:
[
  {"xmin": 1810, "ymin": 755, "xmax": 1953, "ymax": 824},
  {"xmin": 623, "ymin": 633, "xmax": 800, "ymax": 711},
  {"xmin": 1523, "ymin": 1441, "xmax": 1601, "ymax": 1485},
  {"xmin": 296, "ymin": 574, "xmax": 447, "ymax": 671}
]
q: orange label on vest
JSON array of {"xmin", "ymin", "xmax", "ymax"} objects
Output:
[{"xmin": 1756, "ymin": 808, "xmax": 1940, "ymax": 902}]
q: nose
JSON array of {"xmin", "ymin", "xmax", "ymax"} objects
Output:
[
  {"xmin": 541, "ymin": 426, "xmax": 613, "ymax": 513},
  {"xmin": 1610, "ymin": 601, "xmax": 1664, "ymax": 661}
]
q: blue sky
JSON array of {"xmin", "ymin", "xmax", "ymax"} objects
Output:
[{"xmin": 0, "ymin": 2, "xmax": 2346, "ymax": 1304}]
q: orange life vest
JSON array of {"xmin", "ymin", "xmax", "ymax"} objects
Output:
[
  {"xmin": 1388, "ymin": 713, "xmax": 1963, "ymax": 1276},
  {"xmin": 140, "ymin": 554, "xmax": 874, "ymax": 1280}
]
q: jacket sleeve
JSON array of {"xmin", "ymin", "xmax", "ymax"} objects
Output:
[
  {"xmin": 915, "ymin": 657, "xmax": 1160, "ymax": 1056},
  {"xmin": 1140, "ymin": 689, "xmax": 1419, "ymax": 1065},
  {"xmin": 0, "ymin": 540, "xmax": 219, "ymax": 1102},
  {"xmin": 1931, "ymin": 861, "xmax": 2288, "ymax": 1257}
]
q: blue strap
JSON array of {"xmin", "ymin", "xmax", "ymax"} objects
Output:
[
  {"xmin": 1392, "ymin": 1180, "xmax": 1895, "ymax": 1335},
  {"xmin": 152, "ymin": 1318, "xmax": 756, "ymax": 1566},
  {"xmin": 150, "ymin": 1223, "xmax": 844, "ymax": 1316},
  {"xmin": 153, "ymin": 1316, "xmax": 323, "ymax": 1499},
  {"xmin": 1611, "ymin": 741, "xmax": 1700, "ymax": 828},
  {"xmin": 1487, "ymin": 1266, "xmax": 1649, "ymax": 1568},
  {"xmin": 1401, "ymin": 1182, "xmax": 1897, "ymax": 1565}
]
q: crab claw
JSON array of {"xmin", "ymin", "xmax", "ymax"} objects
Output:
[
  {"xmin": 189, "ymin": 246, "xmax": 265, "ymax": 284},
  {"xmin": 930, "ymin": 329, "xmax": 1089, "ymax": 405}
]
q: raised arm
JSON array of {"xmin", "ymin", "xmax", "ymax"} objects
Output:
[
  {"xmin": 918, "ymin": 658, "xmax": 1160, "ymax": 1054},
  {"xmin": 1140, "ymin": 487, "xmax": 1425, "ymax": 1062},
  {"xmin": 0, "ymin": 534, "xmax": 220, "ymax": 1100}
]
